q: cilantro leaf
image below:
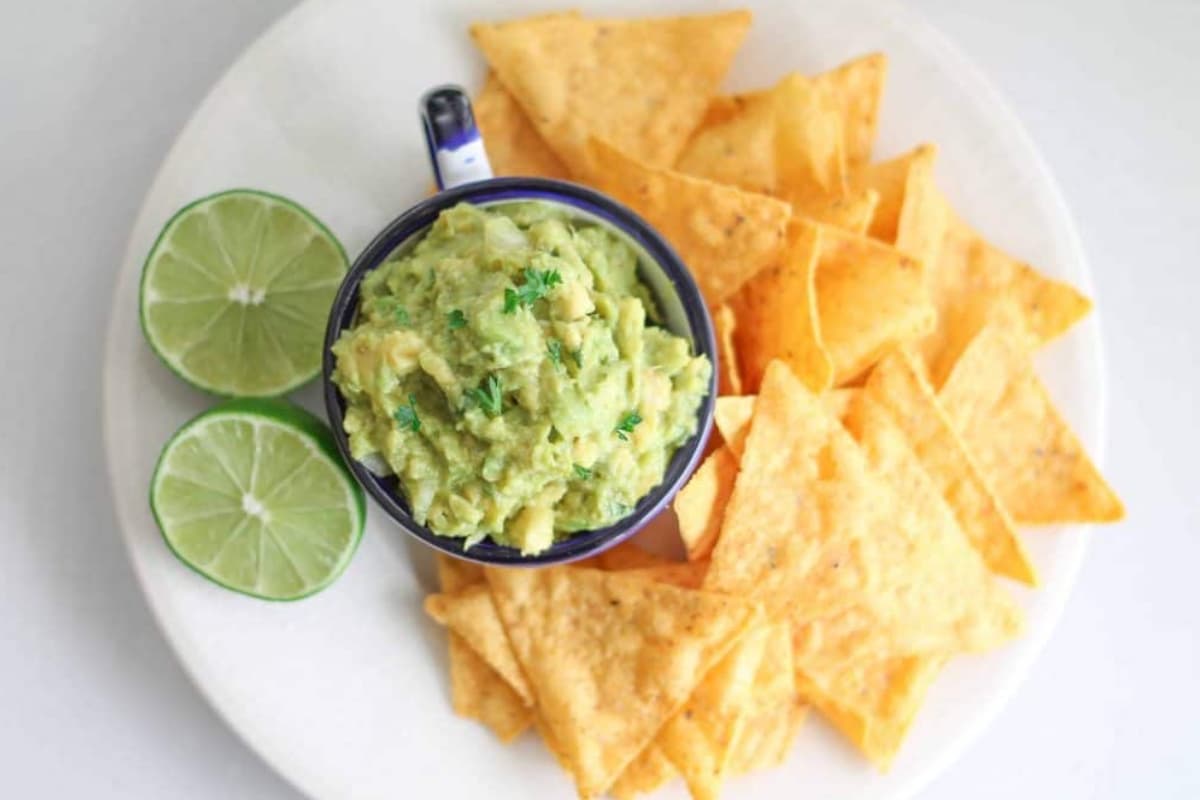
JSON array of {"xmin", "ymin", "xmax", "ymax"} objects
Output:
[
  {"xmin": 394, "ymin": 306, "xmax": 410, "ymax": 326},
  {"xmin": 547, "ymin": 339, "xmax": 563, "ymax": 366},
  {"xmin": 502, "ymin": 268, "xmax": 563, "ymax": 314},
  {"xmin": 447, "ymin": 309, "xmax": 467, "ymax": 330},
  {"xmin": 615, "ymin": 411, "xmax": 642, "ymax": 441},
  {"xmin": 465, "ymin": 374, "xmax": 504, "ymax": 417},
  {"xmin": 573, "ymin": 464, "xmax": 592, "ymax": 480},
  {"xmin": 393, "ymin": 394, "xmax": 420, "ymax": 432}
]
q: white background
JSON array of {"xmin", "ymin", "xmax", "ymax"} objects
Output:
[{"xmin": 1, "ymin": 0, "xmax": 1197, "ymax": 798}]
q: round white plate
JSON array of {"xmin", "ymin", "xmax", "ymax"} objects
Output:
[{"xmin": 103, "ymin": 1, "xmax": 1105, "ymax": 798}]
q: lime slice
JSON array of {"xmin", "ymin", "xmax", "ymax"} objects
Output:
[
  {"xmin": 140, "ymin": 189, "xmax": 348, "ymax": 397},
  {"xmin": 150, "ymin": 398, "xmax": 366, "ymax": 601}
]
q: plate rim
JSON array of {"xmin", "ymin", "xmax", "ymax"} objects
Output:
[{"xmin": 102, "ymin": 0, "xmax": 1108, "ymax": 798}]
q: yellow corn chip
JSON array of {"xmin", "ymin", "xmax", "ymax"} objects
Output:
[
  {"xmin": 794, "ymin": 651, "xmax": 943, "ymax": 769},
  {"xmin": 658, "ymin": 624, "xmax": 772, "ymax": 800},
  {"xmin": 714, "ymin": 395, "xmax": 755, "ymax": 461},
  {"xmin": 773, "ymin": 73, "xmax": 847, "ymax": 207},
  {"xmin": 425, "ymin": 584, "xmax": 535, "ymax": 706},
  {"xmin": 578, "ymin": 538, "xmax": 672, "ymax": 572},
  {"xmin": 474, "ymin": 73, "xmax": 571, "ymax": 179},
  {"xmin": 849, "ymin": 144, "xmax": 936, "ymax": 243},
  {"xmin": 862, "ymin": 350, "xmax": 1036, "ymax": 584},
  {"xmin": 796, "ymin": 186, "xmax": 879, "ymax": 234},
  {"xmin": 621, "ymin": 560, "xmax": 711, "ymax": 590},
  {"xmin": 920, "ymin": 197, "xmax": 1093, "ymax": 381},
  {"xmin": 611, "ymin": 743, "xmax": 678, "ymax": 800},
  {"xmin": 485, "ymin": 566, "xmax": 759, "ymax": 797},
  {"xmin": 435, "ymin": 556, "xmax": 531, "ymax": 742},
  {"xmin": 824, "ymin": 387, "xmax": 861, "ymax": 422},
  {"xmin": 676, "ymin": 90, "xmax": 777, "ymax": 195},
  {"xmin": 938, "ymin": 320, "xmax": 1124, "ymax": 523},
  {"xmin": 728, "ymin": 627, "xmax": 803, "ymax": 777},
  {"xmin": 815, "ymin": 226, "xmax": 936, "ymax": 384},
  {"xmin": 471, "ymin": 11, "xmax": 752, "ymax": 175},
  {"xmin": 675, "ymin": 446, "xmax": 739, "ymax": 561},
  {"xmin": 814, "ymin": 53, "xmax": 887, "ymax": 167},
  {"xmin": 583, "ymin": 138, "xmax": 792, "ymax": 305},
  {"xmin": 713, "ymin": 303, "xmax": 744, "ymax": 396},
  {"xmin": 730, "ymin": 219, "xmax": 832, "ymax": 393},
  {"xmin": 706, "ymin": 360, "xmax": 1022, "ymax": 657}
]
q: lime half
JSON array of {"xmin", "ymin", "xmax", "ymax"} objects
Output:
[
  {"xmin": 140, "ymin": 189, "xmax": 348, "ymax": 397},
  {"xmin": 150, "ymin": 398, "xmax": 365, "ymax": 601}
]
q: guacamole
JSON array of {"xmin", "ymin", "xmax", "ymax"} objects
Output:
[{"xmin": 331, "ymin": 202, "xmax": 711, "ymax": 554}]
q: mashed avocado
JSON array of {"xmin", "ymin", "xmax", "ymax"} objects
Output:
[{"xmin": 332, "ymin": 202, "xmax": 711, "ymax": 554}]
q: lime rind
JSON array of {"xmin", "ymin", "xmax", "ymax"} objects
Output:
[
  {"xmin": 149, "ymin": 398, "xmax": 365, "ymax": 601},
  {"xmin": 139, "ymin": 189, "xmax": 349, "ymax": 398}
]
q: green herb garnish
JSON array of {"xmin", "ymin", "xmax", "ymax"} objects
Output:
[
  {"xmin": 547, "ymin": 339, "xmax": 563, "ymax": 366},
  {"xmin": 465, "ymin": 374, "xmax": 504, "ymax": 417},
  {"xmin": 573, "ymin": 464, "xmax": 592, "ymax": 480},
  {"xmin": 503, "ymin": 268, "xmax": 562, "ymax": 313},
  {"xmin": 394, "ymin": 306, "xmax": 410, "ymax": 326},
  {"xmin": 447, "ymin": 309, "xmax": 467, "ymax": 330},
  {"xmin": 615, "ymin": 411, "xmax": 642, "ymax": 441},
  {"xmin": 393, "ymin": 394, "xmax": 420, "ymax": 432}
]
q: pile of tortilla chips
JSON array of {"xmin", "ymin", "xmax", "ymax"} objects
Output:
[{"xmin": 422, "ymin": 9, "xmax": 1124, "ymax": 799}]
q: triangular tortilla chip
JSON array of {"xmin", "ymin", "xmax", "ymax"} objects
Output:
[
  {"xmin": 849, "ymin": 144, "xmax": 943, "ymax": 261},
  {"xmin": 713, "ymin": 303, "xmax": 744, "ymax": 396},
  {"xmin": 920, "ymin": 196, "xmax": 1093, "ymax": 381},
  {"xmin": 621, "ymin": 560, "xmax": 711, "ymax": 590},
  {"xmin": 815, "ymin": 225, "xmax": 936, "ymax": 384},
  {"xmin": 578, "ymin": 538, "xmax": 673, "ymax": 572},
  {"xmin": 729, "ymin": 219, "xmax": 832, "ymax": 393},
  {"xmin": 814, "ymin": 53, "xmax": 887, "ymax": 167},
  {"xmin": 435, "ymin": 556, "xmax": 531, "ymax": 742},
  {"xmin": 485, "ymin": 566, "xmax": 759, "ymax": 797},
  {"xmin": 728, "ymin": 623, "xmax": 802, "ymax": 774},
  {"xmin": 657, "ymin": 624, "xmax": 771, "ymax": 800},
  {"xmin": 861, "ymin": 350, "xmax": 1036, "ymax": 584},
  {"xmin": 773, "ymin": 73, "xmax": 847, "ymax": 207},
  {"xmin": 714, "ymin": 395, "xmax": 755, "ymax": 462},
  {"xmin": 675, "ymin": 445, "xmax": 739, "ymax": 561},
  {"xmin": 425, "ymin": 583, "xmax": 535, "ymax": 706},
  {"xmin": 938, "ymin": 320, "xmax": 1124, "ymax": 523},
  {"xmin": 793, "ymin": 651, "xmax": 943, "ymax": 769},
  {"xmin": 705, "ymin": 360, "xmax": 1022, "ymax": 658},
  {"xmin": 474, "ymin": 73, "xmax": 571, "ymax": 179},
  {"xmin": 611, "ymin": 742, "xmax": 678, "ymax": 800},
  {"xmin": 796, "ymin": 186, "xmax": 879, "ymax": 234},
  {"xmin": 471, "ymin": 11, "xmax": 752, "ymax": 175},
  {"xmin": 582, "ymin": 138, "xmax": 791, "ymax": 305},
  {"xmin": 676, "ymin": 90, "xmax": 777, "ymax": 195}
]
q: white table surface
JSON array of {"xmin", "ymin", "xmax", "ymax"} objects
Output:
[{"xmin": 2, "ymin": 0, "xmax": 1197, "ymax": 797}]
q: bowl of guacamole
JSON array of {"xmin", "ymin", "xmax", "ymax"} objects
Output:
[{"xmin": 322, "ymin": 178, "xmax": 715, "ymax": 565}]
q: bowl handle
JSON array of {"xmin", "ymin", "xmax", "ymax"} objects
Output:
[{"xmin": 420, "ymin": 85, "xmax": 494, "ymax": 191}]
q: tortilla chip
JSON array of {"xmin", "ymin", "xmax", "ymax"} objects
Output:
[
  {"xmin": 849, "ymin": 144, "xmax": 935, "ymax": 243},
  {"xmin": 582, "ymin": 138, "xmax": 792, "ymax": 305},
  {"xmin": 621, "ymin": 560, "xmax": 711, "ymax": 590},
  {"xmin": 435, "ymin": 556, "xmax": 531, "ymax": 742},
  {"xmin": 714, "ymin": 395, "xmax": 755, "ymax": 461},
  {"xmin": 824, "ymin": 388, "xmax": 860, "ymax": 422},
  {"xmin": 773, "ymin": 73, "xmax": 847, "ymax": 207},
  {"xmin": 814, "ymin": 53, "xmax": 887, "ymax": 168},
  {"xmin": 425, "ymin": 584, "xmax": 535, "ymax": 706},
  {"xmin": 793, "ymin": 652, "xmax": 943, "ymax": 769},
  {"xmin": 658, "ymin": 624, "xmax": 771, "ymax": 800},
  {"xmin": 894, "ymin": 152, "xmax": 946, "ymax": 270},
  {"xmin": 474, "ymin": 73, "xmax": 571, "ymax": 179},
  {"xmin": 676, "ymin": 90, "xmax": 777, "ymax": 195},
  {"xmin": 920, "ymin": 197, "xmax": 1093, "ymax": 382},
  {"xmin": 675, "ymin": 446, "xmax": 739, "ymax": 561},
  {"xmin": 796, "ymin": 186, "xmax": 879, "ymax": 234},
  {"xmin": 471, "ymin": 11, "xmax": 752, "ymax": 175},
  {"xmin": 579, "ymin": 539, "xmax": 672, "ymax": 571},
  {"xmin": 938, "ymin": 320, "xmax": 1124, "ymax": 523},
  {"xmin": 713, "ymin": 303, "xmax": 744, "ymax": 396},
  {"xmin": 728, "ymin": 628, "xmax": 803, "ymax": 777},
  {"xmin": 729, "ymin": 219, "xmax": 832, "ymax": 392},
  {"xmin": 862, "ymin": 350, "xmax": 1036, "ymax": 584},
  {"xmin": 815, "ymin": 226, "xmax": 935, "ymax": 384},
  {"xmin": 485, "ymin": 566, "xmax": 759, "ymax": 797},
  {"xmin": 705, "ymin": 360, "xmax": 1022, "ymax": 657},
  {"xmin": 611, "ymin": 743, "xmax": 678, "ymax": 800}
]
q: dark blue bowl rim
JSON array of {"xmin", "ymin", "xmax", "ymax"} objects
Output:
[{"xmin": 321, "ymin": 176, "xmax": 717, "ymax": 567}]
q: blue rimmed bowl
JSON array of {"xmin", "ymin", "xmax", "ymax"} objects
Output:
[{"xmin": 320, "ymin": 87, "xmax": 716, "ymax": 566}]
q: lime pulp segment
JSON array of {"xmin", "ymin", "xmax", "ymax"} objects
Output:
[
  {"xmin": 150, "ymin": 399, "xmax": 365, "ymax": 601},
  {"xmin": 140, "ymin": 189, "xmax": 348, "ymax": 397}
]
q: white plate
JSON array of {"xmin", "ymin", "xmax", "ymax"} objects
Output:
[{"xmin": 102, "ymin": 0, "xmax": 1106, "ymax": 798}]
